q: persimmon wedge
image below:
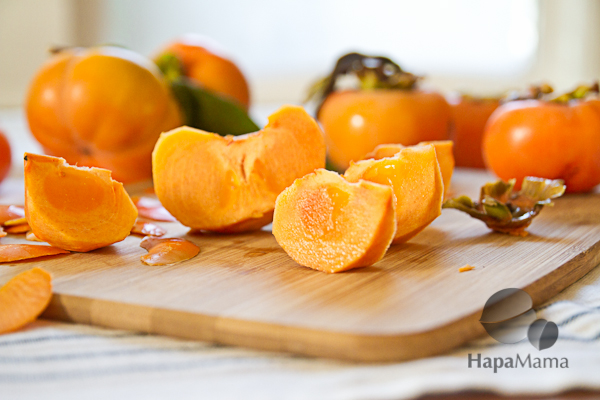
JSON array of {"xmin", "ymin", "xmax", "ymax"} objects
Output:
[
  {"xmin": 273, "ymin": 169, "xmax": 396, "ymax": 273},
  {"xmin": 0, "ymin": 267, "xmax": 52, "ymax": 334},
  {"xmin": 365, "ymin": 140, "xmax": 454, "ymax": 196},
  {"xmin": 345, "ymin": 145, "xmax": 444, "ymax": 243},
  {"xmin": 153, "ymin": 105, "xmax": 326, "ymax": 232},
  {"xmin": 24, "ymin": 153, "xmax": 138, "ymax": 252}
]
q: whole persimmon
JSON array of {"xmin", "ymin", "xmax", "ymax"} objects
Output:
[
  {"xmin": 309, "ymin": 53, "xmax": 451, "ymax": 171},
  {"xmin": 483, "ymin": 84, "xmax": 600, "ymax": 193},
  {"xmin": 26, "ymin": 46, "xmax": 182, "ymax": 183},
  {"xmin": 0, "ymin": 129, "xmax": 10, "ymax": 184},
  {"xmin": 156, "ymin": 35, "xmax": 250, "ymax": 110},
  {"xmin": 449, "ymin": 94, "xmax": 499, "ymax": 169}
]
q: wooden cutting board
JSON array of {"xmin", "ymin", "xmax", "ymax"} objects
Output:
[{"xmin": 1, "ymin": 169, "xmax": 600, "ymax": 362}]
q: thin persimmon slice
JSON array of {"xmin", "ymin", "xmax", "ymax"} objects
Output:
[
  {"xmin": 132, "ymin": 196, "xmax": 177, "ymax": 222},
  {"xmin": 0, "ymin": 267, "xmax": 53, "ymax": 334},
  {"xmin": 0, "ymin": 205, "xmax": 25, "ymax": 225},
  {"xmin": 140, "ymin": 237, "xmax": 199, "ymax": 266},
  {"xmin": 131, "ymin": 220, "xmax": 166, "ymax": 237},
  {"xmin": 0, "ymin": 244, "xmax": 69, "ymax": 263},
  {"xmin": 0, "ymin": 227, "xmax": 6, "ymax": 238},
  {"xmin": 24, "ymin": 153, "xmax": 138, "ymax": 252},
  {"xmin": 5, "ymin": 223, "xmax": 31, "ymax": 234},
  {"xmin": 3, "ymin": 217, "xmax": 27, "ymax": 227}
]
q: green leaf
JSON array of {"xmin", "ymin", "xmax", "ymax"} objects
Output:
[{"xmin": 170, "ymin": 79, "xmax": 259, "ymax": 136}]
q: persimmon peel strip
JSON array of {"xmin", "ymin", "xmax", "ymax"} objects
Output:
[
  {"xmin": 0, "ymin": 245, "xmax": 69, "ymax": 263},
  {"xmin": 140, "ymin": 237, "xmax": 199, "ymax": 266}
]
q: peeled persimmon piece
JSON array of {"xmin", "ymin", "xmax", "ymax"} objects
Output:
[
  {"xmin": 153, "ymin": 105, "xmax": 326, "ymax": 232},
  {"xmin": 0, "ymin": 268, "xmax": 53, "ymax": 334},
  {"xmin": 132, "ymin": 196, "xmax": 177, "ymax": 222},
  {"xmin": 24, "ymin": 153, "xmax": 138, "ymax": 252},
  {"xmin": 0, "ymin": 205, "xmax": 25, "ymax": 225},
  {"xmin": 131, "ymin": 220, "xmax": 166, "ymax": 237},
  {"xmin": 345, "ymin": 145, "xmax": 444, "ymax": 244},
  {"xmin": 140, "ymin": 237, "xmax": 199, "ymax": 266},
  {"xmin": 365, "ymin": 140, "xmax": 454, "ymax": 196},
  {"xmin": 273, "ymin": 169, "xmax": 396, "ymax": 273},
  {"xmin": 5, "ymin": 223, "xmax": 31, "ymax": 234},
  {"xmin": 0, "ymin": 245, "xmax": 69, "ymax": 263}
]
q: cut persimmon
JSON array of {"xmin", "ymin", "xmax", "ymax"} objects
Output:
[
  {"xmin": 131, "ymin": 220, "xmax": 166, "ymax": 237},
  {"xmin": 345, "ymin": 145, "xmax": 444, "ymax": 243},
  {"xmin": 0, "ymin": 245, "xmax": 69, "ymax": 263},
  {"xmin": 5, "ymin": 224, "xmax": 31, "ymax": 234},
  {"xmin": 273, "ymin": 169, "xmax": 396, "ymax": 273},
  {"xmin": 0, "ymin": 205, "xmax": 25, "ymax": 225},
  {"xmin": 153, "ymin": 105, "xmax": 326, "ymax": 232},
  {"xmin": 0, "ymin": 268, "xmax": 53, "ymax": 334},
  {"xmin": 365, "ymin": 140, "xmax": 454, "ymax": 196},
  {"xmin": 140, "ymin": 237, "xmax": 200, "ymax": 265},
  {"xmin": 24, "ymin": 153, "xmax": 138, "ymax": 252}
]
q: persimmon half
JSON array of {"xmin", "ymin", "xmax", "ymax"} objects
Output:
[
  {"xmin": 24, "ymin": 153, "xmax": 138, "ymax": 252},
  {"xmin": 153, "ymin": 105, "xmax": 325, "ymax": 232},
  {"xmin": 0, "ymin": 268, "xmax": 52, "ymax": 334},
  {"xmin": 26, "ymin": 46, "xmax": 182, "ymax": 183},
  {"xmin": 273, "ymin": 169, "xmax": 396, "ymax": 273},
  {"xmin": 365, "ymin": 140, "xmax": 454, "ymax": 196},
  {"xmin": 483, "ymin": 86, "xmax": 600, "ymax": 193},
  {"xmin": 156, "ymin": 35, "xmax": 251, "ymax": 110},
  {"xmin": 345, "ymin": 145, "xmax": 444, "ymax": 243},
  {"xmin": 0, "ymin": 129, "xmax": 11, "ymax": 184}
]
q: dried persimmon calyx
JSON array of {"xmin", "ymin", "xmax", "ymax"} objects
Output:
[{"xmin": 443, "ymin": 177, "xmax": 566, "ymax": 235}]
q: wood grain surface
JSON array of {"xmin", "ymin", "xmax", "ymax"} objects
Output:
[{"xmin": 1, "ymin": 169, "xmax": 599, "ymax": 362}]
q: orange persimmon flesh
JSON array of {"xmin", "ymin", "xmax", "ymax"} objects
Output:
[
  {"xmin": 131, "ymin": 220, "xmax": 166, "ymax": 237},
  {"xmin": 273, "ymin": 169, "xmax": 396, "ymax": 273},
  {"xmin": 153, "ymin": 105, "xmax": 326, "ymax": 232},
  {"xmin": 0, "ymin": 245, "xmax": 68, "ymax": 263},
  {"xmin": 140, "ymin": 237, "xmax": 199, "ymax": 265},
  {"xmin": 5, "ymin": 224, "xmax": 31, "ymax": 234},
  {"xmin": 0, "ymin": 227, "xmax": 6, "ymax": 238},
  {"xmin": 345, "ymin": 145, "xmax": 444, "ymax": 243},
  {"xmin": 365, "ymin": 140, "xmax": 454, "ymax": 196},
  {"xmin": 0, "ymin": 268, "xmax": 53, "ymax": 334},
  {"xmin": 24, "ymin": 153, "xmax": 138, "ymax": 252}
]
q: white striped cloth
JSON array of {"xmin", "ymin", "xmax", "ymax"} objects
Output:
[{"xmin": 1, "ymin": 264, "xmax": 599, "ymax": 400}]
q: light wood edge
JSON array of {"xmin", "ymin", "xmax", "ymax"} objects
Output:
[{"xmin": 41, "ymin": 242, "xmax": 600, "ymax": 362}]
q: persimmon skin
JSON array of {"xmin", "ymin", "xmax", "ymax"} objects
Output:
[
  {"xmin": 319, "ymin": 89, "xmax": 451, "ymax": 170},
  {"xmin": 483, "ymin": 99, "xmax": 600, "ymax": 193},
  {"xmin": 26, "ymin": 47, "xmax": 182, "ymax": 183},
  {"xmin": 0, "ymin": 129, "xmax": 10, "ymax": 184},
  {"xmin": 449, "ymin": 97, "xmax": 499, "ymax": 169},
  {"xmin": 159, "ymin": 36, "xmax": 250, "ymax": 110}
]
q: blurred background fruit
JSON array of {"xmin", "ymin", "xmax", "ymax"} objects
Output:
[
  {"xmin": 449, "ymin": 94, "xmax": 500, "ymax": 169},
  {"xmin": 483, "ymin": 83, "xmax": 600, "ymax": 193},
  {"xmin": 155, "ymin": 34, "xmax": 251, "ymax": 111},
  {"xmin": 25, "ymin": 46, "xmax": 182, "ymax": 183},
  {"xmin": 310, "ymin": 53, "xmax": 450, "ymax": 171},
  {"xmin": 0, "ymin": 128, "xmax": 11, "ymax": 184}
]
